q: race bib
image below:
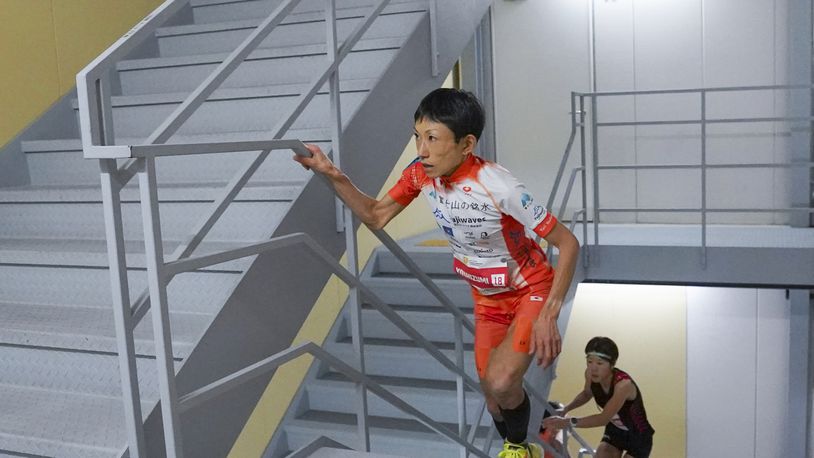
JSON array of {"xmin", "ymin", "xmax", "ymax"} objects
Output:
[{"xmin": 452, "ymin": 255, "xmax": 509, "ymax": 289}]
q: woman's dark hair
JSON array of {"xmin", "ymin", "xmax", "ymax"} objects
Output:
[
  {"xmin": 585, "ymin": 336, "xmax": 619, "ymax": 365},
  {"xmin": 414, "ymin": 88, "xmax": 485, "ymax": 142}
]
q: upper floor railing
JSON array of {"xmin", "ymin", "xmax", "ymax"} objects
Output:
[{"xmin": 548, "ymin": 85, "xmax": 814, "ymax": 267}]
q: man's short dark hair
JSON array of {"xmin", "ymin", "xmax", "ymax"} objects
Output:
[
  {"xmin": 414, "ymin": 88, "xmax": 485, "ymax": 142},
  {"xmin": 585, "ymin": 336, "xmax": 619, "ymax": 365}
]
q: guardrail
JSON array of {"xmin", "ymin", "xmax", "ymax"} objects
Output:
[{"xmin": 548, "ymin": 85, "xmax": 814, "ymax": 268}]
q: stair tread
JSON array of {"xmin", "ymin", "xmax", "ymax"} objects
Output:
[
  {"xmin": 361, "ymin": 303, "xmax": 473, "ymax": 314},
  {"xmin": 117, "ymin": 36, "xmax": 404, "ymax": 71},
  {"xmin": 0, "ymin": 301, "xmax": 206, "ymax": 358},
  {"xmin": 0, "ymin": 345, "xmax": 163, "ymax": 399},
  {"xmin": 291, "ymin": 410, "xmax": 490, "ymax": 437},
  {"xmin": 71, "ymin": 78, "xmax": 374, "ymax": 109},
  {"xmin": 335, "ymin": 336, "xmax": 474, "ymax": 352},
  {"xmin": 0, "ymin": 181, "xmax": 303, "ymax": 203},
  {"xmin": 0, "ymin": 384, "xmax": 128, "ymax": 454},
  {"xmin": 317, "ymin": 372, "xmax": 466, "ymax": 392},
  {"xmin": 159, "ymin": 1, "xmax": 426, "ymax": 36}
]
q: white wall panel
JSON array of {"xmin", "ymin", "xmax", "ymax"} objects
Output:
[
  {"xmin": 594, "ymin": 0, "xmax": 636, "ymax": 222},
  {"xmin": 492, "ymin": 0, "xmax": 590, "ymax": 217},
  {"xmin": 755, "ymin": 289, "xmax": 790, "ymax": 458},
  {"xmin": 687, "ymin": 287, "xmax": 757, "ymax": 457}
]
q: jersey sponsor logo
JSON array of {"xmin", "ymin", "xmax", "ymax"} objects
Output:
[
  {"xmin": 453, "ymin": 257, "xmax": 509, "ymax": 289},
  {"xmin": 433, "ymin": 208, "xmax": 450, "ymax": 223},
  {"xmin": 521, "ymin": 193, "xmax": 533, "ymax": 209},
  {"xmin": 530, "ymin": 295, "xmax": 544, "ymax": 302},
  {"xmin": 533, "ymin": 205, "xmax": 545, "ymax": 220},
  {"xmin": 443, "ymin": 226, "xmax": 454, "ymax": 237},
  {"xmin": 462, "ymin": 185, "xmax": 472, "ymax": 192},
  {"xmin": 438, "ymin": 196, "xmax": 492, "ymax": 212},
  {"xmin": 451, "ymin": 215, "xmax": 487, "ymax": 224}
]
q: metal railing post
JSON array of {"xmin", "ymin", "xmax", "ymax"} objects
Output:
[
  {"xmin": 100, "ymin": 159, "xmax": 145, "ymax": 457},
  {"xmin": 325, "ymin": 0, "xmax": 345, "ymax": 234},
  {"xmin": 454, "ymin": 317, "xmax": 467, "ymax": 458},
  {"xmin": 429, "ymin": 0, "xmax": 439, "ymax": 76},
  {"xmin": 98, "ymin": 72, "xmax": 116, "ymax": 146},
  {"xmin": 700, "ymin": 90, "xmax": 708, "ymax": 267},
  {"xmin": 579, "ymin": 95, "xmax": 589, "ymax": 267},
  {"xmin": 138, "ymin": 156, "xmax": 184, "ymax": 457},
  {"xmin": 326, "ymin": 0, "xmax": 369, "ymax": 450},
  {"xmin": 590, "ymin": 95, "xmax": 599, "ymax": 261}
]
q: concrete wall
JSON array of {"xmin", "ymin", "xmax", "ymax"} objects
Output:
[{"xmin": 492, "ymin": 0, "xmax": 811, "ymax": 225}]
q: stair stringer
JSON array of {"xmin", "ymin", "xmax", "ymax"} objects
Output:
[{"xmin": 137, "ymin": 1, "xmax": 494, "ymax": 456}]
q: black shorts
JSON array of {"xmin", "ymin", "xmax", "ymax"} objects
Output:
[{"xmin": 601, "ymin": 424, "xmax": 653, "ymax": 458}]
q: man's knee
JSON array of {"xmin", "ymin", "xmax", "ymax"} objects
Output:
[{"xmin": 483, "ymin": 365, "xmax": 522, "ymax": 400}]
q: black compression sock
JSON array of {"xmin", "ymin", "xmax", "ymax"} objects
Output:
[
  {"xmin": 493, "ymin": 418, "xmax": 508, "ymax": 440},
  {"xmin": 499, "ymin": 391, "xmax": 530, "ymax": 444}
]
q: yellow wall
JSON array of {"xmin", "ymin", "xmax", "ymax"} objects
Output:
[
  {"xmin": 0, "ymin": 0, "xmax": 164, "ymax": 148},
  {"xmin": 549, "ymin": 283, "xmax": 686, "ymax": 457}
]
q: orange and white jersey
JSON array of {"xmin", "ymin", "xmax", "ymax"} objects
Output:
[{"xmin": 388, "ymin": 154, "xmax": 557, "ymax": 295}]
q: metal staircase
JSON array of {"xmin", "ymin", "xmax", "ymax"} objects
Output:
[
  {"xmin": 0, "ymin": 0, "xmax": 494, "ymax": 456},
  {"xmin": 268, "ymin": 234, "xmax": 487, "ymax": 456}
]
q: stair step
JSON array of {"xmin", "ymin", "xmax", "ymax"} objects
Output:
[
  {"xmin": 0, "ymin": 237, "xmax": 248, "ymax": 269},
  {"xmin": 355, "ymin": 307, "xmax": 474, "ymax": 344},
  {"xmin": 0, "ymin": 182, "xmax": 301, "ymax": 204},
  {"xmin": 318, "ymin": 371, "xmax": 460, "ymax": 391},
  {"xmin": 118, "ymin": 39, "xmax": 399, "ymax": 95},
  {"xmin": 305, "ymin": 448, "xmax": 408, "ymax": 458},
  {"xmin": 0, "ymin": 384, "xmax": 142, "ymax": 458},
  {"xmin": 285, "ymin": 410, "xmax": 490, "ymax": 457},
  {"xmin": 373, "ymin": 245, "xmax": 455, "ymax": 276},
  {"xmin": 329, "ymin": 340, "xmax": 477, "ymax": 382},
  {"xmin": 158, "ymin": 6, "xmax": 423, "ymax": 58},
  {"xmin": 190, "ymin": 0, "xmax": 424, "ymax": 24},
  {"xmin": 0, "ymin": 301, "xmax": 209, "ymax": 359},
  {"xmin": 0, "ymin": 345, "xmax": 163, "ymax": 400},
  {"xmin": 305, "ymin": 378, "xmax": 487, "ymax": 425},
  {"xmin": 361, "ymin": 276, "xmax": 472, "ymax": 308},
  {"xmin": 0, "ymin": 265, "xmax": 239, "ymax": 314},
  {"xmin": 71, "ymin": 87, "xmax": 368, "ymax": 139},
  {"xmin": 22, "ymin": 133, "xmax": 325, "ymax": 186},
  {"xmin": 0, "ymin": 200, "xmax": 291, "ymax": 241}
]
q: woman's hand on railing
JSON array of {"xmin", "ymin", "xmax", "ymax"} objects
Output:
[
  {"xmin": 292, "ymin": 143, "xmax": 335, "ymax": 175},
  {"xmin": 541, "ymin": 415, "xmax": 570, "ymax": 432}
]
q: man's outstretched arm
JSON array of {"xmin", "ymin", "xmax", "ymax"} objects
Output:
[
  {"xmin": 293, "ymin": 143, "xmax": 405, "ymax": 229},
  {"xmin": 529, "ymin": 222, "xmax": 580, "ymax": 367}
]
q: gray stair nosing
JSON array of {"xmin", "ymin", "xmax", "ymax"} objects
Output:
[
  {"xmin": 0, "ymin": 341, "xmax": 182, "ymax": 362},
  {"xmin": 158, "ymin": 3, "xmax": 426, "ymax": 37},
  {"xmin": 0, "ymin": 380, "xmax": 130, "ymax": 404},
  {"xmin": 70, "ymin": 83, "xmax": 373, "ymax": 110},
  {"xmin": 0, "ymin": 431, "xmax": 120, "ymax": 456},
  {"xmin": 117, "ymin": 36, "xmax": 403, "ymax": 71}
]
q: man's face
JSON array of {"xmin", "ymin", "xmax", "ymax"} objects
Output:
[{"xmin": 413, "ymin": 118, "xmax": 474, "ymax": 178}]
